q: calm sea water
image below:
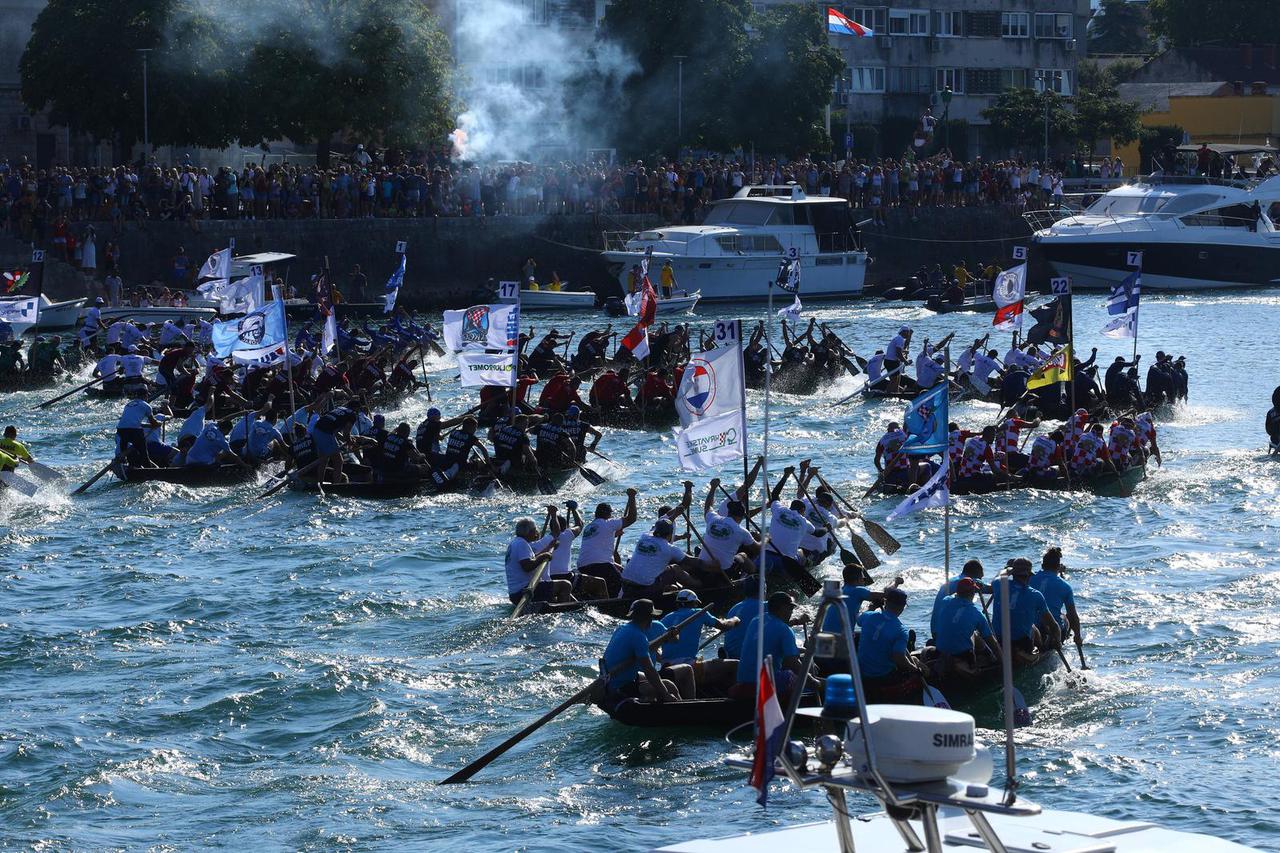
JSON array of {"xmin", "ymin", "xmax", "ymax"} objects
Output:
[{"xmin": 2, "ymin": 292, "xmax": 1279, "ymax": 851}]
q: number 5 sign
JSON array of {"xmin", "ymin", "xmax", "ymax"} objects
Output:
[{"xmin": 1012, "ymin": 245, "xmax": 1028, "ymax": 261}]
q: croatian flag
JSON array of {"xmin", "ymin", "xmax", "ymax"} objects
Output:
[
  {"xmin": 618, "ymin": 323, "xmax": 649, "ymax": 360},
  {"xmin": 749, "ymin": 658, "xmax": 785, "ymax": 806},
  {"xmin": 828, "ymin": 7, "xmax": 873, "ymax": 36},
  {"xmin": 886, "ymin": 461, "xmax": 949, "ymax": 522},
  {"xmin": 1105, "ymin": 271, "xmax": 1140, "ymax": 315}
]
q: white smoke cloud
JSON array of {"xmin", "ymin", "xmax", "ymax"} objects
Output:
[{"xmin": 449, "ymin": 0, "xmax": 636, "ymax": 161}]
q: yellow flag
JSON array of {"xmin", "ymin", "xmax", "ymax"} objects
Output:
[{"xmin": 1026, "ymin": 344, "xmax": 1073, "ymax": 390}]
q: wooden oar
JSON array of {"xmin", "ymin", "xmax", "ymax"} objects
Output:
[
  {"xmin": 586, "ymin": 446, "xmax": 613, "ymax": 463},
  {"xmin": 36, "ymin": 369, "xmax": 119, "ymax": 409},
  {"xmin": 0, "ymin": 470, "xmax": 39, "ymax": 497},
  {"xmin": 814, "ymin": 472, "xmax": 900, "ymax": 555},
  {"xmin": 558, "ymin": 452, "xmax": 606, "ymax": 487},
  {"xmin": 1011, "ymin": 685, "xmax": 1032, "ymax": 727},
  {"xmin": 1076, "ymin": 640, "xmax": 1090, "ymax": 670},
  {"xmin": 71, "ymin": 454, "xmax": 123, "ymax": 496},
  {"xmin": 511, "ymin": 559, "xmax": 552, "ymax": 618},
  {"xmin": 440, "ymin": 604, "xmax": 713, "ymax": 784},
  {"xmin": 23, "ymin": 459, "xmax": 63, "ymax": 481},
  {"xmin": 919, "ymin": 672, "xmax": 952, "ymax": 709},
  {"xmin": 257, "ymin": 458, "xmax": 323, "ymax": 499}
]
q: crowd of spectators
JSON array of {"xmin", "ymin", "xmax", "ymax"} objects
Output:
[{"xmin": 1, "ymin": 145, "xmax": 1129, "ymax": 250}]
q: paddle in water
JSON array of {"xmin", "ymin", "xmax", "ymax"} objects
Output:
[
  {"xmin": 440, "ymin": 604, "xmax": 714, "ymax": 784},
  {"xmin": 70, "ymin": 455, "xmax": 124, "ymax": 496},
  {"xmin": 35, "ymin": 368, "xmax": 121, "ymax": 410},
  {"xmin": 24, "ymin": 460, "xmax": 63, "ymax": 482},
  {"xmin": 0, "ymin": 470, "xmax": 39, "ymax": 497}
]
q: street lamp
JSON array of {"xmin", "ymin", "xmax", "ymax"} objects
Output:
[
  {"xmin": 136, "ymin": 48, "xmax": 152, "ymax": 160},
  {"xmin": 940, "ymin": 86, "xmax": 953, "ymax": 151},
  {"xmin": 674, "ymin": 55, "xmax": 686, "ymax": 153}
]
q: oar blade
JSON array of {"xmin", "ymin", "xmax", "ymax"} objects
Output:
[
  {"xmin": 25, "ymin": 460, "xmax": 63, "ymax": 482},
  {"xmin": 860, "ymin": 517, "xmax": 901, "ymax": 554},
  {"xmin": 1011, "ymin": 687, "xmax": 1032, "ymax": 727},
  {"xmin": 848, "ymin": 532, "xmax": 882, "ymax": 571},
  {"xmin": 579, "ymin": 466, "xmax": 606, "ymax": 487},
  {"xmin": 0, "ymin": 470, "xmax": 39, "ymax": 497},
  {"xmin": 922, "ymin": 683, "xmax": 951, "ymax": 710}
]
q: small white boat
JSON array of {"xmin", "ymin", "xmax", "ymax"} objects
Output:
[
  {"xmin": 499, "ymin": 287, "xmax": 596, "ymax": 311},
  {"xmin": 604, "ymin": 290, "xmax": 701, "ymax": 317},
  {"xmin": 87, "ymin": 305, "xmax": 218, "ymax": 325},
  {"xmin": 33, "ymin": 295, "xmax": 87, "ymax": 329}
]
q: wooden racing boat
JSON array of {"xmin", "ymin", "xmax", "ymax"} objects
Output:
[
  {"xmin": 599, "ymin": 689, "xmax": 821, "ymax": 728},
  {"xmin": 924, "ymin": 295, "xmax": 997, "ymax": 314},
  {"xmin": 112, "ymin": 460, "xmax": 275, "ymax": 486},
  {"xmin": 591, "ymin": 405, "xmax": 680, "ymax": 431},
  {"xmin": 876, "ymin": 460, "xmax": 1148, "ymax": 499}
]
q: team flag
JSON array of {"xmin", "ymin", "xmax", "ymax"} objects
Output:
[
  {"xmin": 900, "ymin": 383, "xmax": 949, "ymax": 456},
  {"xmin": 886, "ymin": 461, "xmax": 950, "ymax": 522},
  {"xmin": 1025, "ymin": 344, "xmax": 1073, "ymax": 390},
  {"xmin": 457, "ymin": 349, "xmax": 518, "ymax": 388},
  {"xmin": 198, "ymin": 247, "xmax": 232, "ymax": 280},
  {"xmin": 210, "ymin": 299, "xmax": 287, "ymax": 362},
  {"xmin": 992, "ymin": 263, "xmax": 1027, "ymax": 331},
  {"xmin": 2, "ymin": 270, "xmax": 28, "ymax": 293},
  {"xmin": 1102, "ymin": 271, "xmax": 1140, "ymax": 339},
  {"xmin": 442, "ymin": 304, "xmax": 521, "ymax": 352},
  {"xmin": 383, "ymin": 254, "xmax": 407, "ymax": 314},
  {"xmin": 748, "ymin": 658, "xmax": 786, "ymax": 806},
  {"xmin": 618, "ymin": 323, "xmax": 650, "ymax": 360},
  {"xmin": 775, "ymin": 259, "xmax": 801, "ymax": 293},
  {"xmin": 777, "ymin": 293, "xmax": 802, "ymax": 323},
  {"xmin": 0, "ymin": 296, "xmax": 39, "ymax": 337},
  {"xmin": 674, "ymin": 410, "xmax": 746, "ymax": 472},
  {"xmin": 1025, "ymin": 296, "xmax": 1069, "ymax": 347},
  {"xmin": 675, "ymin": 340, "xmax": 744, "ymax": 428},
  {"xmin": 828, "ymin": 7, "xmax": 873, "ymax": 36}
]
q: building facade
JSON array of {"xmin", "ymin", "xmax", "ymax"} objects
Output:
[{"xmin": 824, "ymin": 0, "xmax": 1090, "ymax": 156}]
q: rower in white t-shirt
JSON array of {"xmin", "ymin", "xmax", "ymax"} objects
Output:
[{"xmin": 621, "ymin": 518, "xmax": 697, "ymax": 594}]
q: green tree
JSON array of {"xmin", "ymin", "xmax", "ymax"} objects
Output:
[
  {"xmin": 1089, "ymin": 0, "xmax": 1151, "ymax": 55},
  {"xmin": 733, "ymin": 4, "xmax": 844, "ymax": 156},
  {"xmin": 981, "ymin": 89, "xmax": 1077, "ymax": 158},
  {"xmin": 20, "ymin": 0, "xmax": 457, "ymax": 156},
  {"xmin": 1149, "ymin": 0, "xmax": 1280, "ymax": 47},
  {"xmin": 599, "ymin": 0, "xmax": 753, "ymax": 156},
  {"xmin": 1073, "ymin": 81, "xmax": 1145, "ymax": 165}
]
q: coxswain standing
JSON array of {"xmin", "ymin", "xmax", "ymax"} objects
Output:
[
  {"xmin": 883, "ymin": 326, "xmax": 912, "ymax": 392},
  {"xmin": 116, "ymin": 391, "xmax": 162, "ymax": 468},
  {"xmin": 312, "ymin": 405, "xmax": 361, "ymax": 484}
]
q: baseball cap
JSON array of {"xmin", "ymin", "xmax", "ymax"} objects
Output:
[
  {"xmin": 885, "ymin": 587, "xmax": 908, "ymax": 608},
  {"xmin": 675, "ymin": 589, "xmax": 701, "ymax": 606},
  {"xmin": 654, "ymin": 519, "xmax": 674, "ymax": 538}
]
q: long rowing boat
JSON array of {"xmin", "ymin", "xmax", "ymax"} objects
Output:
[
  {"xmin": 876, "ymin": 460, "xmax": 1148, "ymax": 499},
  {"xmin": 111, "ymin": 460, "xmax": 276, "ymax": 486}
]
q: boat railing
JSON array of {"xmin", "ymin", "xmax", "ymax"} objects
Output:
[
  {"xmin": 601, "ymin": 231, "xmax": 638, "ymax": 252},
  {"xmin": 1023, "ymin": 208, "xmax": 1163, "ymax": 236}
]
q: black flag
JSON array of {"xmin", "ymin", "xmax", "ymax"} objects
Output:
[{"xmin": 1025, "ymin": 297, "xmax": 1068, "ymax": 347}]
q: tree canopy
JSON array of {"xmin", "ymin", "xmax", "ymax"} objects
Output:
[
  {"xmin": 597, "ymin": 0, "xmax": 842, "ymax": 158},
  {"xmin": 1088, "ymin": 0, "xmax": 1151, "ymax": 55},
  {"xmin": 20, "ymin": 0, "xmax": 457, "ymax": 153},
  {"xmin": 1148, "ymin": 0, "xmax": 1280, "ymax": 47},
  {"xmin": 981, "ymin": 89, "xmax": 1077, "ymax": 158}
]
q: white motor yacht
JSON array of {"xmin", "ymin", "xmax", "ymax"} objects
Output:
[
  {"xmin": 603, "ymin": 185, "xmax": 871, "ymax": 302},
  {"xmin": 1028, "ymin": 171, "xmax": 1280, "ymax": 291}
]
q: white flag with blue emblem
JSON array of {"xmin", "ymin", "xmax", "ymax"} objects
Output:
[
  {"xmin": 0, "ymin": 296, "xmax": 39, "ymax": 335},
  {"xmin": 674, "ymin": 410, "xmax": 746, "ymax": 472},
  {"xmin": 674, "ymin": 337, "xmax": 744, "ymax": 428},
  {"xmin": 210, "ymin": 299, "xmax": 287, "ymax": 363},
  {"xmin": 1102, "ymin": 272, "xmax": 1140, "ymax": 339},
  {"xmin": 442, "ymin": 304, "xmax": 521, "ymax": 352},
  {"xmin": 886, "ymin": 462, "xmax": 949, "ymax": 521}
]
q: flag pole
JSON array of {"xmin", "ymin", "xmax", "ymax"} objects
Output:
[
  {"xmin": 274, "ymin": 284, "xmax": 298, "ymax": 419},
  {"xmin": 1065, "ymin": 279, "xmax": 1074, "ymax": 489},
  {"xmin": 943, "ymin": 346, "xmax": 951, "ymax": 585},
  {"xmin": 756, "ymin": 279, "xmax": 774, "ymax": 718},
  {"xmin": 738, "ymin": 319, "xmax": 749, "ymax": 486}
]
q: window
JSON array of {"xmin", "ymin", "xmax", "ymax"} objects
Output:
[
  {"xmin": 888, "ymin": 66, "xmax": 932, "ymax": 94},
  {"xmin": 1001, "ymin": 68, "xmax": 1030, "ymax": 90},
  {"xmin": 965, "ymin": 69, "xmax": 1002, "ymax": 95},
  {"xmin": 850, "ymin": 7, "xmax": 887, "ymax": 34},
  {"xmin": 849, "ymin": 66, "xmax": 886, "ymax": 93},
  {"xmin": 937, "ymin": 11, "xmax": 960, "ymax": 36},
  {"xmin": 888, "ymin": 9, "xmax": 929, "ymax": 35},
  {"xmin": 1036, "ymin": 68, "xmax": 1073, "ymax": 95},
  {"xmin": 935, "ymin": 68, "xmax": 963, "ymax": 94},
  {"xmin": 1001, "ymin": 12, "xmax": 1029, "ymax": 38},
  {"xmin": 1034, "ymin": 13, "xmax": 1073, "ymax": 39},
  {"xmin": 965, "ymin": 11, "xmax": 999, "ymax": 37}
]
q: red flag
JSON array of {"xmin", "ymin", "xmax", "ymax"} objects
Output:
[
  {"xmin": 749, "ymin": 660, "xmax": 785, "ymax": 806},
  {"xmin": 638, "ymin": 275, "xmax": 657, "ymax": 327},
  {"xmin": 618, "ymin": 323, "xmax": 649, "ymax": 359}
]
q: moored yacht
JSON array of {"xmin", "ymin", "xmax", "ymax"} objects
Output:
[
  {"xmin": 602, "ymin": 185, "xmax": 870, "ymax": 302},
  {"xmin": 1027, "ymin": 173, "xmax": 1280, "ymax": 290}
]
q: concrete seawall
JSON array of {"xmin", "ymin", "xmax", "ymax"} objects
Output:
[{"xmin": 14, "ymin": 205, "xmax": 1038, "ymax": 307}]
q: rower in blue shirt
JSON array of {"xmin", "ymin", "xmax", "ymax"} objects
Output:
[
  {"xmin": 990, "ymin": 558, "xmax": 1061, "ymax": 658},
  {"xmin": 601, "ymin": 599, "xmax": 685, "ymax": 705},
  {"xmin": 1029, "ymin": 547, "xmax": 1084, "ymax": 656},
  {"xmin": 661, "ymin": 589, "xmax": 740, "ymax": 696},
  {"xmin": 821, "ymin": 563, "xmax": 903, "ymax": 668},
  {"xmin": 856, "ymin": 588, "xmax": 921, "ymax": 686},
  {"xmin": 731, "ymin": 592, "xmax": 805, "ymax": 701},
  {"xmin": 931, "ymin": 558, "xmax": 993, "ymax": 639},
  {"xmin": 933, "ymin": 578, "xmax": 1002, "ymax": 675}
]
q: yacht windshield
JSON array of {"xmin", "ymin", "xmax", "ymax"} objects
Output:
[
  {"xmin": 1084, "ymin": 192, "xmax": 1180, "ymax": 216},
  {"xmin": 702, "ymin": 202, "xmax": 776, "ymax": 226}
]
